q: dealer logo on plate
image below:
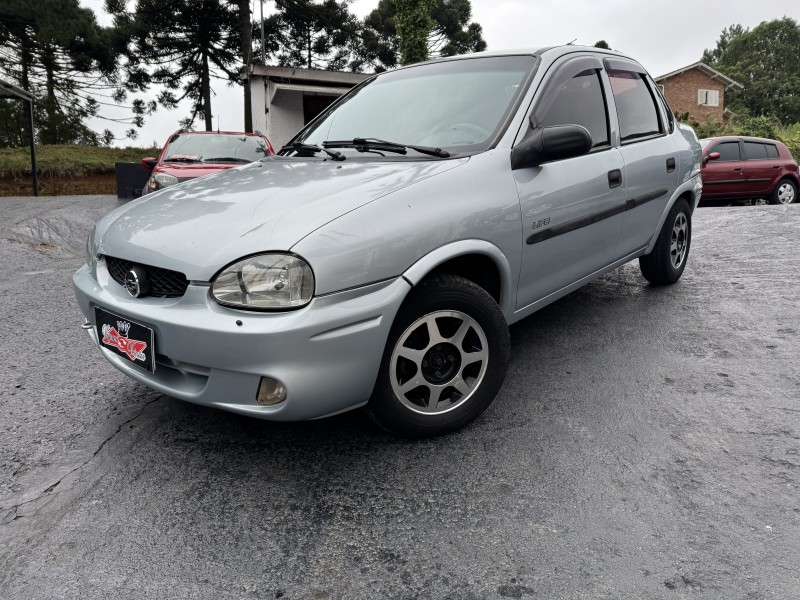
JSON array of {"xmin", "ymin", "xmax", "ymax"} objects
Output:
[{"xmin": 101, "ymin": 321, "xmax": 148, "ymax": 362}]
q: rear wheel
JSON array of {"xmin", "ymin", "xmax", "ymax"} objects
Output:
[
  {"xmin": 368, "ymin": 273, "xmax": 510, "ymax": 437},
  {"xmin": 769, "ymin": 179, "xmax": 797, "ymax": 205},
  {"xmin": 639, "ymin": 198, "xmax": 691, "ymax": 285}
]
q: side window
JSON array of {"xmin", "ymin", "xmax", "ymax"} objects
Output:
[
  {"xmin": 539, "ymin": 69, "xmax": 609, "ymax": 148},
  {"xmin": 765, "ymin": 144, "xmax": 780, "ymax": 159},
  {"xmin": 743, "ymin": 141, "xmax": 768, "ymax": 160},
  {"xmin": 713, "ymin": 141, "xmax": 741, "ymax": 162},
  {"xmin": 651, "ymin": 79, "xmax": 674, "ymax": 134},
  {"xmin": 608, "ymin": 70, "xmax": 662, "ymax": 142}
]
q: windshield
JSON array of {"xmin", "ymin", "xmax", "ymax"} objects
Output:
[
  {"xmin": 293, "ymin": 55, "xmax": 535, "ymax": 155},
  {"xmin": 163, "ymin": 133, "xmax": 270, "ymax": 162}
]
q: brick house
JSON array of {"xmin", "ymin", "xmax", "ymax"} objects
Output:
[{"xmin": 654, "ymin": 62, "xmax": 743, "ymax": 123}]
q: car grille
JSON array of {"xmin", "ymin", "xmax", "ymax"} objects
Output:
[{"xmin": 105, "ymin": 256, "xmax": 190, "ymax": 298}]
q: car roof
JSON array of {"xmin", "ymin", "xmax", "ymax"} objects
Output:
[
  {"xmin": 398, "ymin": 44, "xmax": 637, "ymax": 70},
  {"xmin": 172, "ymin": 130, "xmax": 264, "ymax": 136},
  {"xmin": 704, "ymin": 136, "xmax": 783, "ymax": 144}
]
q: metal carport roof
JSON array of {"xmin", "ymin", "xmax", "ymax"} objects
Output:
[{"xmin": 0, "ymin": 78, "xmax": 38, "ymax": 196}]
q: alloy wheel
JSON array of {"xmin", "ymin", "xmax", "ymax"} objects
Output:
[
  {"xmin": 671, "ymin": 213, "xmax": 688, "ymax": 269},
  {"xmin": 389, "ymin": 310, "xmax": 488, "ymax": 415}
]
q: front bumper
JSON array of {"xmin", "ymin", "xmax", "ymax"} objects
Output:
[{"xmin": 73, "ymin": 260, "xmax": 409, "ymax": 420}]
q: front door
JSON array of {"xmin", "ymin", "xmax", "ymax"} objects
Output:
[
  {"xmin": 702, "ymin": 140, "xmax": 746, "ymax": 198},
  {"xmin": 513, "ymin": 57, "xmax": 626, "ymax": 310}
]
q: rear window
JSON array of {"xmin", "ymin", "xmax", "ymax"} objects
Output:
[
  {"xmin": 766, "ymin": 144, "xmax": 780, "ymax": 159},
  {"xmin": 743, "ymin": 141, "xmax": 767, "ymax": 160},
  {"xmin": 608, "ymin": 70, "xmax": 662, "ymax": 142}
]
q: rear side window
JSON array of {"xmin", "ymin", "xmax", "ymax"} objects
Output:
[
  {"xmin": 744, "ymin": 142, "xmax": 768, "ymax": 160},
  {"xmin": 540, "ymin": 70, "xmax": 609, "ymax": 148},
  {"xmin": 607, "ymin": 70, "xmax": 662, "ymax": 142},
  {"xmin": 766, "ymin": 144, "xmax": 780, "ymax": 159},
  {"xmin": 713, "ymin": 141, "xmax": 741, "ymax": 161}
]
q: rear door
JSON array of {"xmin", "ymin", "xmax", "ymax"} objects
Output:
[
  {"xmin": 741, "ymin": 140, "xmax": 781, "ymax": 196},
  {"xmin": 702, "ymin": 140, "xmax": 746, "ymax": 198},
  {"xmin": 605, "ymin": 59, "xmax": 680, "ymax": 256}
]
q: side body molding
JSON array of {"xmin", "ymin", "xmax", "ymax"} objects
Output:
[{"xmin": 402, "ymin": 240, "xmax": 516, "ymax": 320}]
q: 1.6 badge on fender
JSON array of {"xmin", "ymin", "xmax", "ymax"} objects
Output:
[{"xmin": 94, "ymin": 307, "xmax": 155, "ymax": 373}]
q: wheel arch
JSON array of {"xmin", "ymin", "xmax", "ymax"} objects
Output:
[
  {"xmin": 645, "ymin": 188, "xmax": 696, "ymax": 254},
  {"xmin": 401, "ymin": 240, "xmax": 515, "ymax": 318}
]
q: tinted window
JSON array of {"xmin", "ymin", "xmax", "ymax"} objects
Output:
[
  {"xmin": 713, "ymin": 141, "xmax": 740, "ymax": 161},
  {"xmin": 608, "ymin": 70, "xmax": 661, "ymax": 142},
  {"xmin": 164, "ymin": 134, "xmax": 270, "ymax": 162},
  {"xmin": 766, "ymin": 144, "xmax": 780, "ymax": 159},
  {"xmin": 744, "ymin": 141, "xmax": 767, "ymax": 160},
  {"xmin": 540, "ymin": 70, "xmax": 609, "ymax": 147}
]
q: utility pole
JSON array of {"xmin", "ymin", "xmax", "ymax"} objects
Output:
[{"xmin": 261, "ymin": 0, "xmax": 266, "ymax": 65}]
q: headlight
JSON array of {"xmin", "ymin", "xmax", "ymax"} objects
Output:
[
  {"xmin": 211, "ymin": 254, "xmax": 315, "ymax": 310},
  {"xmin": 148, "ymin": 172, "xmax": 179, "ymax": 192}
]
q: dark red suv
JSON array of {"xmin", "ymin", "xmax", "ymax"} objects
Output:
[
  {"xmin": 700, "ymin": 136, "xmax": 798, "ymax": 204},
  {"xmin": 141, "ymin": 130, "xmax": 274, "ymax": 195}
]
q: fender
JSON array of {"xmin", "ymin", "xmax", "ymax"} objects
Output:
[
  {"xmin": 645, "ymin": 174, "xmax": 701, "ymax": 255},
  {"xmin": 401, "ymin": 239, "xmax": 516, "ymax": 319}
]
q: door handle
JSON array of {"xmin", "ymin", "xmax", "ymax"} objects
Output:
[
  {"xmin": 608, "ymin": 169, "xmax": 622, "ymax": 188},
  {"xmin": 666, "ymin": 157, "xmax": 676, "ymax": 173},
  {"xmin": 773, "ymin": 165, "xmax": 781, "ymax": 169},
  {"xmin": 733, "ymin": 167, "xmax": 743, "ymax": 172}
]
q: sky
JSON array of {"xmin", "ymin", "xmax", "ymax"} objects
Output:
[{"xmin": 80, "ymin": 0, "xmax": 800, "ymax": 147}]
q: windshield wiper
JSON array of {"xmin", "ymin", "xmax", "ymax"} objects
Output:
[
  {"xmin": 280, "ymin": 142, "xmax": 346, "ymax": 161},
  {"xmin": 202, "ymin": 157, "xmax": 252, "ymax": 163},
  {"xmin": 163, "ymin": 156, "xmax": 203, "ymax": 163},
  {"xmin": 323, "ymin": 138, "xmax": 450, "ymax": 158}
]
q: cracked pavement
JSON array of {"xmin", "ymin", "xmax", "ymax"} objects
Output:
[{"xmin": 1, "ymin": 195, "xmax": 799, "ymax": 599}]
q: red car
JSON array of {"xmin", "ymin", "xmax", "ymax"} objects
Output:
[
  {"xmin": 700, "ymin": 136, "xmax": 798, "ymax": 205},
  {"xmin": 141, "ymin": 130, "xmax": 274, "ymax": 195}
]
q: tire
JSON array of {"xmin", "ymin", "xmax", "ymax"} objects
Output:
[
  {"xmin": 639, "ymin": 198, "xmax": 691, "ymax": 285},
  {"xmin": 368, "ymin": 272, "xmax": 510, "ymax": 437},
  {"xmin": 769, "ymin": 179, "xmax": 797, "ymax": 205}
]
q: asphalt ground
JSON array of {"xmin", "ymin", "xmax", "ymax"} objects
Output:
[{"xmin": 1, "ymin": 195, "xmax": 798, "ymax": 599}]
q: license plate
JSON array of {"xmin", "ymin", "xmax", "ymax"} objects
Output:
[{"xmin": 94, "ymin": 306, "xmax": 155, "ymax": 373}]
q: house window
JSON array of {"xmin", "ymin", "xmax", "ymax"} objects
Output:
[{"xmin": 698, "ymin": 89, "xmax": 720, "ymax": 107}]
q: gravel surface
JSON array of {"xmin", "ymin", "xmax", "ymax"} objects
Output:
[{"xmin": 1, "ymin": 195, "xmax": 798, "ymax": 599}]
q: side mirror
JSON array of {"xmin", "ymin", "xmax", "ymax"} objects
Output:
[
  {"xmin": 705, "ymin": 152, "xmax": 721, "ymax": 163},
  {"xmin": 141, "ymin": 157, "xmax": 158, "ymax": 169},
  {"xmin": 511, "ymin": 125, "xmax": 592, "ymax": 170}
]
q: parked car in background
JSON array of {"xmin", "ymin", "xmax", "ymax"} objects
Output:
[
  {"xmin": 700, "ymin": 136, "xmax": 798, "ymax": 205},
  {"xmin": 75, "ymin": 46, "xmax": 702, "ymax": 437},
  {"xmin": 141, "ymin": 130, "xmax": 274, "ymax": 194}
]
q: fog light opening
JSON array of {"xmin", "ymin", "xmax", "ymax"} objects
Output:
[{"xmin": 257, "ymin": 377, "xmax": 287, "ymax": 405}]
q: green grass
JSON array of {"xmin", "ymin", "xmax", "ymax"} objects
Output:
[{"xmin": 0, "ymin": 144, "xmax": 160, "ymax": 179}]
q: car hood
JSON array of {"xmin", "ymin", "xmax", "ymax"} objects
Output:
[{"xmin": 96, "ymin": 157, "xmax": 466, "ymax": 281}]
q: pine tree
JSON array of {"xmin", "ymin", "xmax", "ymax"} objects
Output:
[
  {"xmin": 107, "ymin": 0, "xmax": 241, "ymax": 131},
  {"xmin": 0, "ymin": 0, "xmax": 146, "ymax": 145}
]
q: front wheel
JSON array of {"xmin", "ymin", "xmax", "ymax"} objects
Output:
[
  {"xmin": 639, "ymin": 198, "xmax": 691, "ymax": 285},
  {"xmin": 769, "ymin": 179, "xmax": 797, "ymax": 205},
  {"xmin": 368, "ymin": 273, "xmax": 510, "ymax": 437}
]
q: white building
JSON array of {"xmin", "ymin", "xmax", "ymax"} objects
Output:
[{"xmin": 249, "ymin": 65, "xmax": 370, "ymax": 150}]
